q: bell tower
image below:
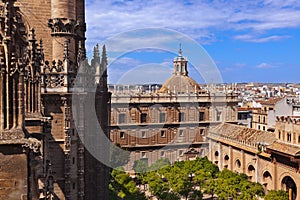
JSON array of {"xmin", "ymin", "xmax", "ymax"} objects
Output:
[
  {"xmin": 173, "ymin": 44, "xmax": 188, "ymax": 76},
  {"xmin": 40, "ymin": 0, "xmax": 87, "ymax": 199}
]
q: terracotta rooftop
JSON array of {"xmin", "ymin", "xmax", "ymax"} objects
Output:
[
  {"xmin": 267, "ymin": 141, "xmax": 300, "ymax": 156},
  {"xmin": 208, "ymin": 123, "xmax": 276, "ymax": 146},
  {"xmin": 208, "ymin": 123, "xmax": 300, "ymax": 158},
  {"xmin": 260, "ymin": 97, "xmax": 284, "ymax": 105},
  {"xmin": 238, "ymin": 107, "xmax": 260, "ymax": 111}
]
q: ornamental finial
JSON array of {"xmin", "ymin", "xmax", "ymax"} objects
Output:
[{"xmin": 179, "ymin": 43, "xmax": 182, "ymax": 56}]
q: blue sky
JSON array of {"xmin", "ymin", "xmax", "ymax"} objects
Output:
[{"xmin": 85, "ymin": 0, "xmax": 300, "ymax": 84}]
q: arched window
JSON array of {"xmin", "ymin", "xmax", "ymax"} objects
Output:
[
  {"xmin": 214, "ymin": 151, "xmax": 219, "ymax": 164},
  {"xmin": 248, "ymin": 165, "xmax": 255, "ymax": 173},
  {"xmin": 224, "ymin": 155, "xmax": 229, "ymax": 161},
  {"xmin": 263, "ymin": 171, "xmax": 272, "ymax": 181},
  {"xmin": 214, "ymin": 151, "xmax": 219, "ymax": 157},
  {"xmin": 282, "ymin": 176, "xmax": 297, "ymax": 200},
  {"xmin": 278, "ymin": 131, "xmax": 281, "ymax": 139},
  {"xmin": 235, "ymin": 159, "xmax": 241, "ymax": 168}
]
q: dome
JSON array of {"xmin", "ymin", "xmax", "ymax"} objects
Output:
[
  {"xmin": 158, "ymin": 46, "xmax": 203, "ymax": 94},
  {"xmin": 158, "ymin": 74, "xmax": 202, "ymax": 94}
]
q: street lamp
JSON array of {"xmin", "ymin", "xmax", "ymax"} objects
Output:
[{"xmin": 188, "ymin": 172, "xmax": 195, "ymax": 182}]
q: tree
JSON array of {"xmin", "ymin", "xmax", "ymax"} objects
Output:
[
  {"xmin": 238, "ymin": 181, "xmax": 265, "ymax": 200},
  {"xmin": 133, "ymin": 160, "xmax": 148, "ymax": 176},
  {"xmin": 207, "ymin": 169, "xmax": 264, "ymax": 200},
  {"xmin": 143, "ymin": 171, "xmax": 170, "ymax": 200},
  {"xmin": 148, "ymin": 158, "xmax": 170, "ymax": 171},
  {"xmin": 190, "ymin": 190, "xmax": 203, "ymax": 200},
  {"xmin": 133, "ymin": 160, "xmax": 148, "ymax": 189},
  {"xmin": 162, "ymin": 159, "xmax": 205, "ymax": 200},
  {"xmin": 109, "ymin": 169, "xmax": 147, "ymax": 200},
  {"xmin": 264, "ymin": 190, "xmax": 288, "ymax": 200},
  {"xmin": 160, "ymin": 191, "xmax": 181, "ymax": 200},
  {"xmin": 203, "ymin": 178, "xmax": 219, "ymax": 199},
  {"xmin": 110, "ymin": 144, "xmax": 130, "ymax": 168}
]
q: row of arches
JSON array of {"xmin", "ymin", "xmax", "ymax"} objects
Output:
[{"xmin": 213, "ymin": 150, "xmax": 297, "ymax": 199}]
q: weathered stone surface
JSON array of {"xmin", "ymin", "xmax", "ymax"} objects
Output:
[
  {"xmin": 0, "ymin": 145, "xmax": 27, "ymax": 200},
  {"xmin": 0, "ymin": 1, "xmax": 109, "ymax": 199}
]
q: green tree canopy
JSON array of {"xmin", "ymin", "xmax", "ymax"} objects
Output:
[
  {"xmin": 264, "ymin": 190, "xmax": 289, "ymax": 200},
  {"xmin": 109, "ymin": 169, "xmax": 147, "ymax": 200},
  {"xmin": 110, "ymin": 144, "xmax": 130, "ymax": 168}
]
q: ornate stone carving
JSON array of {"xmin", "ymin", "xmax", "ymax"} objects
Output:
[
  {"xmin": 44, "ymin": 60, "xmax": 64, "ymax": 73},
  {"xmin": 48, "ymin": 18, "xmax": 77, "ymax": 35},
  {"xmin": 22, "ymin": 138, "xmax": 41, "ymax": 154},
  {"xmin": 44, "ymin": 73, "xmax": 65, "ymax": 88}
]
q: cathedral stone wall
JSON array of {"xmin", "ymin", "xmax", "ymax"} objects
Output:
[
  {"xmin": 15, "ymin": 0, "xmax": 52, "ymax": 61},
  {"xmin": 0, "ymin": 146, "xmax": 28, "ymax": 200}
]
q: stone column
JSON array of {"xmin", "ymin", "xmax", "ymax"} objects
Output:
[
  {"xmin": 255, "ymin": 155, "xmax": 259, "ymax": 182},
  {"xmin": 241, "ymin": 150, "xmax": 245, "ymax": 174},
  {"xmin": 17, "ymin": 73, "xmax": 24, "ymax": 128},
  {"xmin": 218, "ymin": 142, "xmax": 222, "ymax": 170},
  {"xmin": 273, "ymin": 157, "xmax": 277, "ymax": 190},
  {"xmin": 0, "ymin": 72, "xmax": 4, "ymax": 129},
  {"xmin": 229, "ymin": 146, "xmax": 233, "ymax": 170}
]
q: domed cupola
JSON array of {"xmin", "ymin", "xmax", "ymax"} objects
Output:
[{"xmin": 159, "ymin": 45, "xmax": 202, "ymax": 94}]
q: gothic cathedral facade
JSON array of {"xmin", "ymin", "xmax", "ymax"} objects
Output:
[{"xmin": 0, "ymin": 0, "xmax": 110, "ymax": 199}]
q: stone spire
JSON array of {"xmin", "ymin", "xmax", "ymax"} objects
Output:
[
  {"xmin": 92, "ymin": 44, "xmax": 100, "ymax": 66},
  {"xmin": 100, "ymin": 44, "xmax": 107, "ymax": 77}
]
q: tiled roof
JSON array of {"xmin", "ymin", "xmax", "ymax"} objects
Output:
[
  {"xmin": 238, "ymin": 107, "xmax": 260, "ymax": 111},
  {"xmin": 267, "ymin": 141, "xmax": 300, "ymax": 156},
  {"xmin": 209, "ymin": 123, "xmax": 276, "ymax": 144},
  {"xmin": 261, "ymin": 97, "xmax": 283, "ymax": 105},
  {"xmin": 208, "ymin": 123, "xmax": 300, "ymax": 157},
  {"xmin": 208, "ymin": 123, "xmax": 276, "ymax": 146}
]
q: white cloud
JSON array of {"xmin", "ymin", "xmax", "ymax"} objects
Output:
[
  {"xmin": 221, "ymin": 63, "xmax": 247, "ymax": 72},
  {"xmin": 234, "ymin": 34, "xmax": 291, "ymax": 42},
  {"xmin": 109, "ymin": 63, "xmax": 172, "ymax": 84},
  {"xmin": 107, "ymin": 56, "xmax": 175, "ymax": 84},
  {"xmin": 256, "ymin": 62, "xmax": 276, "ymax": 68},
  {"xmin": 109, "ymin": 57, "xmax": 142, "ymax": 67},
  {"xmin": 86, "ymin": 0, "xmax": 300, "ymax": 46}
]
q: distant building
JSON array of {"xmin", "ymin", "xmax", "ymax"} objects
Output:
[
  {"xmin": 252, "ymin": 97, "xmax": 294, "ymax": 132},
  {"xmin": 109, "ymin": 48, "xmax": 238, "ymax": 171},
  {"xmin": 237, "ymin": 107, "xmax": 253, "ymax": 128},
  {"xmin": 275, "ymin": 116, "xmax": 300, "ymax": 144}
]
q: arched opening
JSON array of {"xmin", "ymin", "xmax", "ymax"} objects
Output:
[
  {"xmin": 214, "ymin": 151, "xmax": 219, "ymax": 164},
  {"xmin": 262, "ymin": 171, "xmax": 272, "ymax": 193},
  {"xmin": 224, "ymin": 155, "xmax": 229, "ymax": 161},
  {"xmin": 223, "ymin": 155, "xmax": 229, "ymax": 168},
  {"xmin": 263, "ymin": 171, "xmax": 272, "ymax": 181},
  {"xmin": 247, "ymin": 165, "xmax": 255, "ymax": 181},
  {"xmin": 235, "ymin": 159, "xmax": 241, "ymax": 168},
  {"xmin": 248, "ymin": 165, "xmax": 255, "ymax": 172},
  {"xmin": 281, "ymin": 176, "xmax": 297, "ymax": 200},
  {"xmin": 214, "ymin": 151, "xmax": 219, "ymax": 157}
]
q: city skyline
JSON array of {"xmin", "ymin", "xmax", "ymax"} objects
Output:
[{"xmin": 85, "ymin": 0, "xmax": 300, "ymax": 84}]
